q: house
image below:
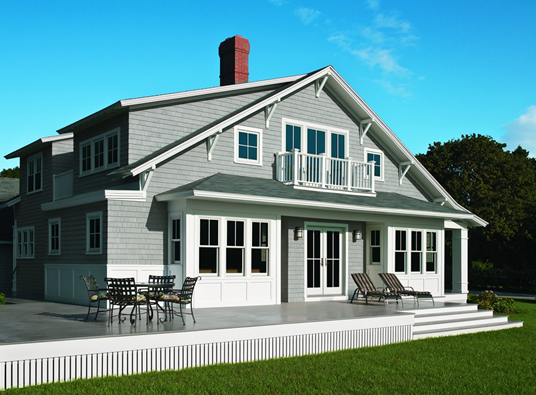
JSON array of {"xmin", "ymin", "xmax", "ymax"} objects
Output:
[
  {"xmin": 4, "ymin": 36, "xmax": 485, "ymax": 307},
  {"xmin": 0, "ymin": 177, "xmax": 20, "ymax": 295}
]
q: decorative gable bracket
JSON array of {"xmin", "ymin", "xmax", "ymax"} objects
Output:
[
  {"xmin": 315, "ymin": 74, "xmax": 330, "ymax": 98},
  {"xmin": 360, "ymin": 118, "xmax": 375, "ymax": 145},
  {"xmin": 434, "ymin": 197, "xmax": 447, "ymax": 206},
  {"xmin": 206, "ymin": 130, "xmax": 223, "ymax": 162},
  {"xmin": 398, "ymin": 161, "xmax": 413, "ymax": 185},
  {"xmin": 140, "ymin": 166, "xmax": 155, "ymax": 192},
  {"xmin": 265, "ymin": 99, "xmax": 280, "ymax": 128}
]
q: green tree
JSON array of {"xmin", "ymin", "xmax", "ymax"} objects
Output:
[
  {"xmin": 0, "ymin": 167, "xmax": 20, "ymax": 178},
  {"xmin": 416, "ymin": 134, "xmax": 536, "ymax": 289}
]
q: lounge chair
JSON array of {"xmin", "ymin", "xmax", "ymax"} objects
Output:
[
  {"xmin": 378, "ymin": 273, "xmax": 435, "ymax": 306},
  {"xmin": 350, "ymin": 273, "xmax": 402, "ymax": 305}
]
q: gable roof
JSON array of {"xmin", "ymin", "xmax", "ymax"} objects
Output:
[
  {"xmin": 5, "ymin": 133, "xmax": 73, "ymax": 159},
  {"xmin": 0, "ymin": 177, "xmax": 20, "ymax": 203},
  {"xmin": 155, "ymin": 173, "xmax": 485, "ymax": 227}
]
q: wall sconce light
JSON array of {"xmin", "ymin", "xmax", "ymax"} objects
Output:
[
  {"xmin": 294, "ymin": 226, "xmax": 304, "ymax": 239},
  {"xmin": 352, "ymin": 229, "xmax": 362, "ymax": 242}
]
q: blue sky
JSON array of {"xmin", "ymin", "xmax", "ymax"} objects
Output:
[{"xmin": 2, "ymin": 0, "xmax": 535, "ymax": 171}]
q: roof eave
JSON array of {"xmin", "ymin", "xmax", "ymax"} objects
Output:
[{"xmin": 5, "ymin": 133, "xmax": 73, "ymax": 159}]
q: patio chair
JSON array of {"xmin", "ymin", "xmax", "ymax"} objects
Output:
[
  {"xmin": 79, "ymin": 275, "xmax": 109, "ymax": 322},
  {"xmin": 104, "ymin": 277, "xmax": 147, "ymax": 325},
  {"xmin": 350, "ymin": 273, "xmax": 402, "ymax": 306},
  {"xmin": 378, "ymin": 273, "xmax": 435, "ymax": 306},
  {"xmin": 143, "ymin": 274, "xmax": 175, "ymax": 323},
  {"xmin": 160, "ymin": 276, "xmax": 201, "ymax": 325}
]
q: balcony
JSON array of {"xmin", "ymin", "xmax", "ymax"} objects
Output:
[
  {"xmin": 53, "ymin": 170, "xmax": 73, "ymax": 201},
  {"xmin": 276, "ymin": 150, "xmax": 375, "ymax": 193}
]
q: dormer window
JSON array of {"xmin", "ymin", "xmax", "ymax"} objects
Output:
[
  {"xmin": 365, "ymin": 148, "xmax": 384, "ymax": 181},
  {"xmin": 79, "ymin": 128, "xmax": 120, "ymax": 176},
  {"xmin": 27, "ymin": 152, "xmax": 42, "ymax": 194}
]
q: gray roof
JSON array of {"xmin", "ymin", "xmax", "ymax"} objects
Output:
[
  {"xmin": 156, "ymin": 173, "xmax": 470, "ymax": 219},
  {"xmin": 0, "ymin": 178, "xmax": 20, "ymax": 203}
]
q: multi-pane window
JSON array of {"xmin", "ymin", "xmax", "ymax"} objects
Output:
[
  {"xmin": 80, "ymin": 128, "xmax": 120, "ymax": 175},
  {"xmin": 426, "ymin": 232, "xmax": 437, "ymax": 272},
  {"xmin": 17, "ymin": 227, "xmax": 34, "ymax": 258},
  {"xmin": 331, "ymin": 133, "xmax": 346, "ymax": 159},
  {"xmin": 234, "ymin": 126, "xmax": 262, "ymax": 165},
  {"xmin": 226, "ymin": 221, "xmax": 245, "ymax": 274},
  {"xmin": 252, "ymin": 222, "xmax": 269, "ymax": 274},
  {"xmin": 285, "ymin": 124, "xmax": 302, "ymax": 152},
  {"xmin": 171, "ymin": 218, "xmax": 181, "ymax": 264},
  {"xmin": 395, "ymin": 230, "xmax": 407, "ymax": 273},
  {"xmin": 370, "ymin": 229, "xmax": 381, "ymax": 265},
  {"xmin": 86, "ymin": 212, "xmax": 102, "ymax": 254},
  {"xmin": 49, "ymin": 219, "xmax": 61, "ymax": 255},
  {"xmin": 411, "ymin": 231, "xmax": 422, "ymax": 272},
  {"xmin": 365, "ymin": 149, "xmax": 383, "ymax": 180},
  {"xmin": 199, "ymin": 219, "xmax": 219, "ymax": 274},
  {"xmin": 27, "ymin": 153, "xmax": 42, "ymax": 194},
  {"xmin": 307, "ymin": 128, "xmax": 326, "ymax": 155}
]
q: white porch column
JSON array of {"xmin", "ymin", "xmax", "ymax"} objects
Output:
[{"xmin": 451, "ymin": 228, "xmax": 469, "ymax": 293}]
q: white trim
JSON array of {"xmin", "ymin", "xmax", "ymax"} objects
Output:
[
  {"xmin": 292, "ymin": 185, "xmax": 376, "ymax": 197},
  {"xmin": 169, "ymin": 213, "xmax": 183, "ymax": 265},
  {"xmin": 79, "ymin": 127, "xmax": 120, "ymax": 177},
  {"xmin": 26, "ymin": 152, "xmax": 43, "ymax": 195},
  {"xmin": 364, "ymin": 148, "xmax": 384, "ymax": 182},
  {"xmin": 16, "ymin": 226, "xmax": 35, "ymax": 259},
  {"xmin": 48, "ymin": 218, "xmax": 61, "ymax": 256},
  {"xmin": 233, "ymin": 125, "xmax": 263, "ymax": 166},
  {"xmin": 86, "ymin": 212, "xmax": 103, "ymax": 254},
  {"xmin": 41, "ymin": 190, "xmax": 146, "ymax": 211}
]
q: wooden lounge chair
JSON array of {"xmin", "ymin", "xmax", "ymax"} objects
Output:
[
  {"xmin": 378, "ymin": 273, "xmax": 435, "ymax": 306},
  {"xmin": 350, "ymin": 273, "xmax": 402, "ymax": 306},
  {"xmin": 79, "ymin": 275, "xmax": 109, "ymax": 322}
]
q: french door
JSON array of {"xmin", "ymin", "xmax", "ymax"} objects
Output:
[{"xmin": 306, "ymin": 227, "xmax": 344, "ymax": 296}]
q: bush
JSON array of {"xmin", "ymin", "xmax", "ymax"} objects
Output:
[
  {"xmin": 0, "ymin": 293, "xmax": 5, "ymax": 305},
  {"xmin": 467, "ymin": 290, "xmax": 516, "ymax": 313}
]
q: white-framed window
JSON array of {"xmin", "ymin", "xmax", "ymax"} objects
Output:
[
  {"xmin": 17, "ymin": 227, "xmax": 35, "ymax": 259},
  {"xmin": 199, "ymin": 218, "xmax": 220, "ymax": 274},
  {"xmin": 282, "ymin": 118, "xmax": 349, "ymax": 159},
  {"xmin": 364, "ymin": 148, "xmax": 384, "ymax": 181},
  {"xmin": 369, "ymin": 229, "xmax": 381, "ymax": 265},
  {"xmin": 48, "ymin": 218, "xmax": 61, "ymax": 255},
  {"xmin": 79, "ymin": 128, "xmax": 120, "ymax": 176},
  {"xmin": 27, "ymin": 152, "xmax": 43, "ymax": 194},
  {"xmin": 394, "ymin": 228, "xmax": 439, "ymax": 274},
  {"xmin": 86, "ymin": 212, "xmax": 102, "ymax": 254},
  {"xmin": 170, "ymin": 216, "xmax": 182, "ymax": 264},
  {"xmin": 234, "ymin": 126, "xmax": 262, "ymax": 166},
  {"xmin": 226, "ymin": 220, "xmax": 245, "ymax": 274},
  {"xmin": 251, "ymin": 221, "xmax": 269, "ymax": 274}
]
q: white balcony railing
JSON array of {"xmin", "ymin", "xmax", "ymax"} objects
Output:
[
  {"xmin": 53, "ymin": 170, "xmax": 73, "ymax": 201},
  {"xmin": 276, "ymin": 150, "xmax": 375, "ymax": 193}
]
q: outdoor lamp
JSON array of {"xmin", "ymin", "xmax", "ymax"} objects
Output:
[
  {"xmin": 352, "ymin": 229, "xmax": 362, "ymax": 242},
  {"xmin": 294, "ymin": 226, "xmax": 304, "ymax": 239}
]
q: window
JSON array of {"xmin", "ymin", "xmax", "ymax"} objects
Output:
[
  {"xmin": 86, "ymin": 212, "xmax": 102, "ymax": 254},
  {"xmin": 199, "ymin": 219, "xmax": 219, "ymax": 274},
  {"xmin": 285, "ymin": 124, "xmax": 301, "ymax": 152},
  {"xmin": 49, "ymin": 219, "xmax": 61, "ymax": 255},
  {"xmin": 370, "ymin": 229, "xmax": 381, "ymax": 265},
  {"xmin": 395, "ymin": 230, "xmax": 407, "ymax": 273},
  {"xmin": 411, "ymin": 231, "xmax": 422, "ymax": 272},
  {"xmin": 27, "ymin": 153, "xmax": 42, "ymax": 194},
  {"xmin": 171, "ymin": 218, "xmax": 181, "ymax": 264},
  {"xmin": 252, "ymin": 222, "xmax": 269, "ymax": 274},
  {"xmin": 307, "ymin": 128, "xmax": 326, "ymax": 155},
  {"xmin": 365, "ymin": 148, "xmax": 384, "ymax": 181},
  {"xmin": 226, "ymin": 221, "xmax": 245, "ymax": 274},
  {"xmin": 234, "ymin": 126, "xmax": 262, "ymax": 165},
  {"xmin": 426, "ymin": 232, "xmax": 437, "ymax": 273},
  {"xmin": 17, "ymin": 227, "xmax": 35, "ymax": 259},
  {"xmin": 80, "ymin": 128, "xmax": 120, "ymax": 175},
  {"xmin": 283, "ymin": 118, "xmax": 349, "ymax": 157}
]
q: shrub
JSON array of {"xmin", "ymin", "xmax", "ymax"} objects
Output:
[
  {"xmin": 467, "ymin": 290, "xmax": 516, "ymax": 313},
  {"xmin": 0, "ymin": 293, "xmax": 5, "ymax": 305}
]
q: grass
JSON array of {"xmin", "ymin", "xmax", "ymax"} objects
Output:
[{"xmin": 4, "ymin": 299, "xmax": 536, "ymax": 394}]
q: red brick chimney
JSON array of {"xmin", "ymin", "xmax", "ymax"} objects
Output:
[{"xmin": 219, "ymin": 35, "xmax": 250, "ymax": 86}]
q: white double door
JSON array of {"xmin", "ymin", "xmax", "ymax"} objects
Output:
[{"xmin": 306, "ymin": 226, "xmax": 344, "ymax": 296}]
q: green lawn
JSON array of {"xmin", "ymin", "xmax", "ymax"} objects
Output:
[{"xmin": 5, "ymin": 299, "xmax": 536, "ymax": 394}]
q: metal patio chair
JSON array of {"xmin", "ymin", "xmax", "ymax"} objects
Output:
[
  {"xmin": 160, "ymin": 276, "xmax": 201, "ymax": 325},
  {"xmin": 143, "ymin": 274, "xmax": 175, "ymax": 323},
  {"xmin": 350, "ymin": 273, "xmax": 402, "ymax": 306},
  {"xmin": 79, "ymin": 275, "xmax": 109, "ymax": 322},
  {"xmin": 379, "ymin": 273, "xmax": 434, "ymax": 306},
  {"xmin": 104, "ymin": 277, "xmax": 147, "ymax": 325}
]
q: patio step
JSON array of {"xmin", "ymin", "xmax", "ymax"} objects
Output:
[{"xmin": 411, "ymin": 305, "xmax": 523, "ymax": 339}]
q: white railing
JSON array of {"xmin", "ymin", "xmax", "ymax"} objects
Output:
[
  {"xmin": 53, "ymin": 170, "xmax": 73, "ymax": 201},
  {"xmin": 276, "ymin": 150, "xmax": 375, "ymax": 193}
]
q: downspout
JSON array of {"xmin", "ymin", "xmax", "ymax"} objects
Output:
[{"xmin": 11, "ymin": 205, "xmax": 17, "ymax": 296}]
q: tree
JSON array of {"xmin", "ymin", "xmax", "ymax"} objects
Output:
[
  {"xmin": 416, "ymin": 134, "xmax": 536, "ymax": 289},
  {"xmin": 0, "ymin": 167, "xmax": 20, "ymax": 178}
]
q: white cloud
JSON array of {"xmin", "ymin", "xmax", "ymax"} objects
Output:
[
  {"xmin": 295, "ymin": 7, "xmax": 321, "ymax": 25},
  {"xmin": 373, "ymin": 79, "xmax": 412, "ymax": 97},
  {"xmin": 352, "ymin": 47, "xmax": 409, "ymax": 75},
  {"xmin": 366, "ymin": 0, "xmax": 380, "ymax": 10},
  {"xmin": 502, "ymin": 105, "xmax": 536, "ymax": 156}
]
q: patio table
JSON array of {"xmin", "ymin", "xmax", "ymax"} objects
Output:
[{"xmin": 136, "ymin": 281, "xmax": 175, "ymax": 324}]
